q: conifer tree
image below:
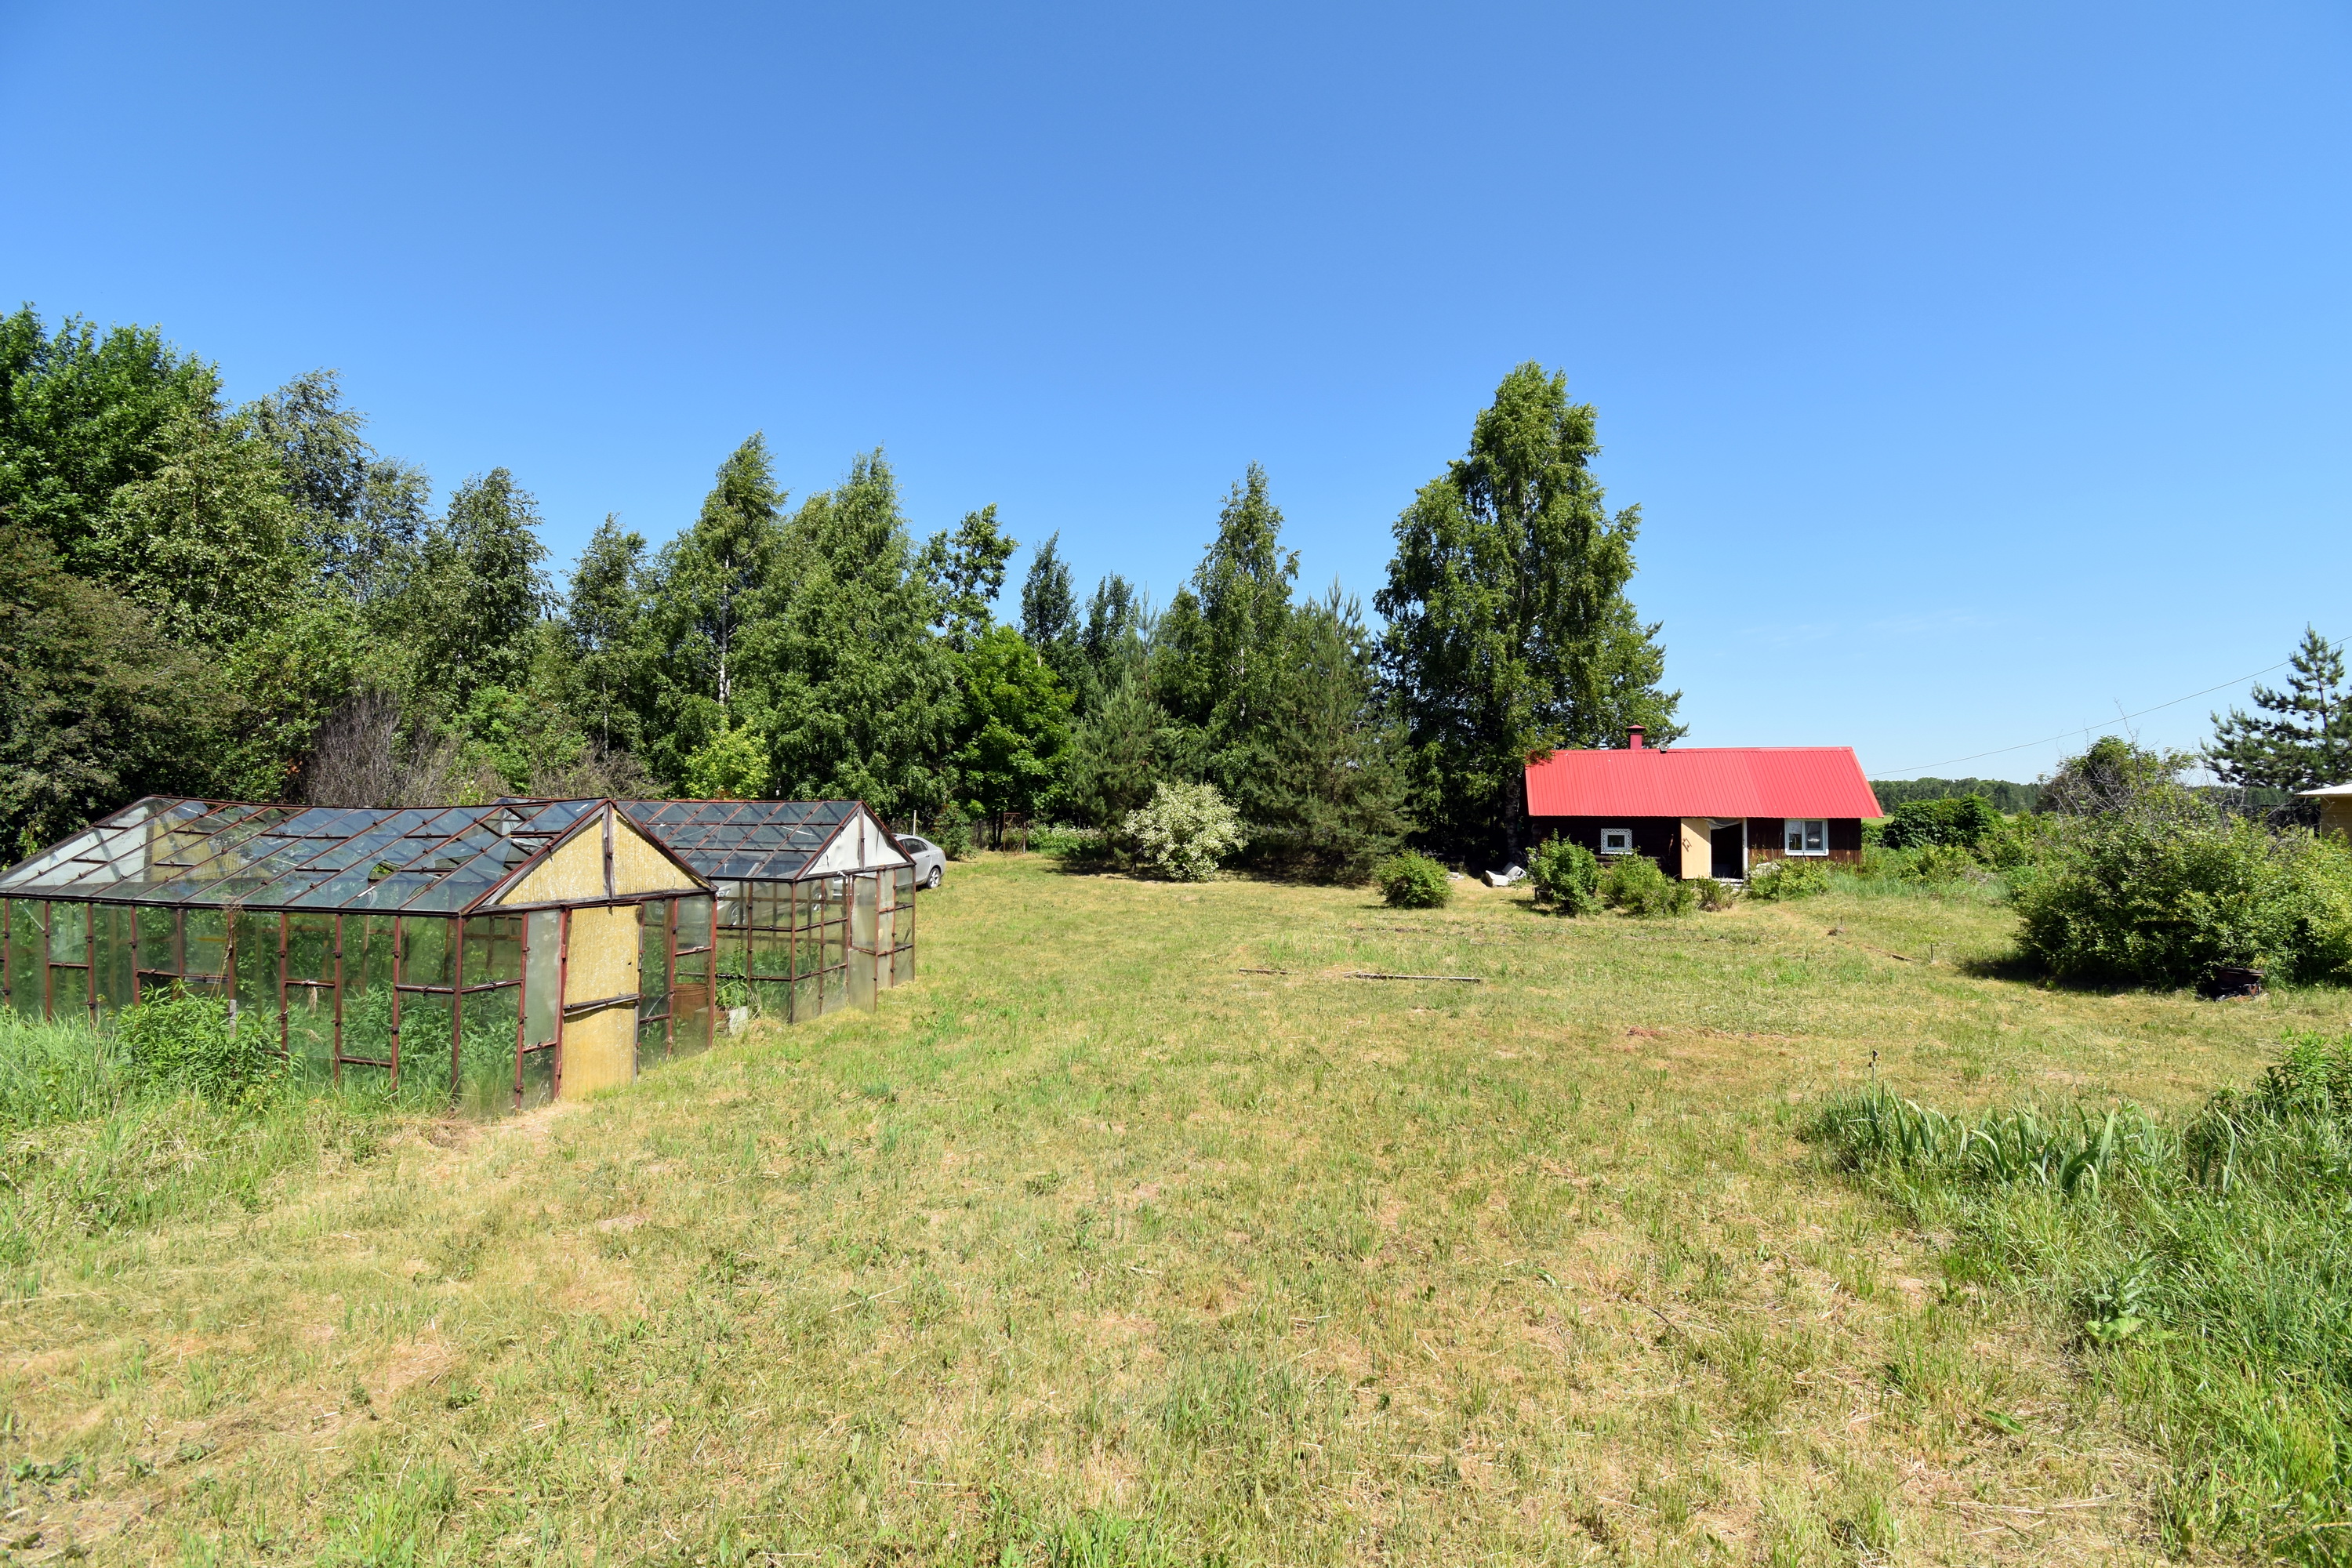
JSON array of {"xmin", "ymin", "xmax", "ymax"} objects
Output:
[{"xmin": 2208, "ymin": 628, "xmax": 2352, "ymax": 791}]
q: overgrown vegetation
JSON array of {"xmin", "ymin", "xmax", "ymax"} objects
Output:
[
  {"xmin": 1811, "ymin": 1032, "xmax": 2352, "ymax": 1561},
  {"xmin": 2014, "ymin": 738, "xmax": 2352, "ymax": 989},
  {"xmin": 1598, "ymin": 854, "xmax": 1696, "ymax": 917}
]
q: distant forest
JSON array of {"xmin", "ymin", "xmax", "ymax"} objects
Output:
[
  {"xmin": 1869, "ymin": 777, "xmax": 2040, "ymax": 813},
  {"xmin": 1, "ymin": 310, "xmax": 1683, "ymax": 877}
]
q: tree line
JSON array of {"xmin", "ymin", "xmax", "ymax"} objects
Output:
[{"xmin": 1, "ymin": 307, "xmax": 1682, "ymax": 876}]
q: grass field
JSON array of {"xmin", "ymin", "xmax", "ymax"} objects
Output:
[{"xmin": 2, "ymin": 855, "xmax": 2342, "ymax": 1565}]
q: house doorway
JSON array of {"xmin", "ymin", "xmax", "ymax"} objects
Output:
[{"xmin": 1709, "ymin": 821, "xmax": 1746, "ymax": 880}]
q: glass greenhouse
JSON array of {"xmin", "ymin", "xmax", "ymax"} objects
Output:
[
  {"xmin": 613, "ymin": 800, "xmax": 916, "ymax": 1026},
  {"xmin": 0, "ymin": 797, "xmax": 716, "ymax": 1112}
]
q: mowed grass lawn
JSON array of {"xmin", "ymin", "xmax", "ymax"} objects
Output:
[{"xmin": 5, "ymin": 857, "xmax": 2339, "ymax": 1566}]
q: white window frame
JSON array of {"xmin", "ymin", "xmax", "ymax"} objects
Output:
[
  {"xmin": 1783, "ymin": 818, "xmax": 1829, "ymax": 856},
  {"xmin": 1598, "ymin": 827, "xmax": 1635, "ymax": 856}
]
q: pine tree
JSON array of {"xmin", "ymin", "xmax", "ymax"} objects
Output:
[
  {"xmin": 2209, "ymin": 628, "xmax": 2352, "ymax": 791},
  {"xmin": 1377, "ymin": 363, "xmax": 1681, "ymax": 862}
]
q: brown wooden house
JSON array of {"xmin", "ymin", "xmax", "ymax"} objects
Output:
[{"xmin": 1523, "ymin": 728, "xmax": 1884, "ymax": 880}]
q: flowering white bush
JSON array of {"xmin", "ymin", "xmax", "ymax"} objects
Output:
[{"xmin": 1121, "ymin": 781, "xmax": 1247, "ymax": 882}]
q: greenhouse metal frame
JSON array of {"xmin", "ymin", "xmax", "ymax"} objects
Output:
[
  {"xmin": 612, "ymin": 800, "xmax": 916, "ymax": 1025},
  {"xmin": 0, "ymin": 797, "xmax": 717, "ymax": 1111}
]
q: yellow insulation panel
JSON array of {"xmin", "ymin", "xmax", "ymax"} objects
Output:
[
  {"xmin": 560, "ymin": 903, "xmax": 640, "ymax": 1100},
  {"xmin": 499, "ymin": 822, "xmax": 608, "ymax": 906},
  {"xmin": 611, "ymin": 822, "xmax": 700, "ymax": 896}
]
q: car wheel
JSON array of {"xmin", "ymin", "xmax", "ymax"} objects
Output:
[{"xmin": 925, "ymin": 865, "xmax": 942, "ymax": 889}]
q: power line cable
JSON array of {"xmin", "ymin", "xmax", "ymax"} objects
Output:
[{"xmin": 1879, "ymin": 633, "xmax": 2347, "ymax": 777}]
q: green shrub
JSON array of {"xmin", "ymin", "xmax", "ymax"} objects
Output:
[
  {"xmin": 1877, "ymin": 795, "xmax": 2001, "ymax": 851},
  {"xmin": 1745, "ymin": 856, "xmax": 1831, "ymax": 901},
  {"xmin": 116, "ymin": 989, "xmax": 284, "ymax": 1105},
  {"xmin": 1598, "ymin": 855, "xmax": 1695, "ymax": 917},
  {"xmin": 1122, "ymin": 781, "xmax": 1247, "ymax": 882},
  {"xmin": 1527, "ymin": 838, "xmax": 1600, "ymax": 914},
  {"xmin": 1691, "ymin": 877, "xmax": 1738, "ymax": 911},
  {"xmin": 1030, "ymin": 822, "xmax": 1111, "ymax": 865},
  {"xmin": 1807, "ymin": 1033, "xmax": 2352, "ymax": 1559},
  {"xmin": 1903, "ymin": 842, "xmax": 1981, "ymax": 884},
  {"xmin": 931, "ymin": 803, "xmax": 976, "ymax": 861},
  {"xmin": 2016, "ymin": 815, "xmax": 2352, "ymax": 989},
  {"xmin": 1375, "ymin": 851, "xmax": 1452, "ymax": 909}
]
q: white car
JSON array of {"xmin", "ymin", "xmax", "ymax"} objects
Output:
[{"xmin": 896, "ymin": 834, "xmax": 947, "ymax": 889}]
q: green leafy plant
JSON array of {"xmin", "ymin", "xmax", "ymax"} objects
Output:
[
  {"xmin": 1375, "ymin": 851, "xmax": 1452, "ymax": 909},
  {"xmin": 930, "ymin": 803, "xmax": 976, "ymax": 861},
  {"xmin": 1876, "ymin": 795, "xmax": 2001, "ymax": 851},
  {"xmin": 115, "ymin": 989, "xmax": 284, "ymax": 1105},
  {"xmin": 1746, "ymin": 857, "xmax": 1831, "ymax": 901},
  {"xmin": 1691, "ymin": 877, "xmax": 1739, "ymax": 911},
  {"xmin": 1030, "ymin": 822, "xmax": 1110, "ymax": 865},
  {"xmin": 1527, "ymin": 838, "xmax": 1600, "ymax": 915},
  {"xmin": 1599, "ymin": 855, "xmax": 1695, "ymax": 917},
  {"xmin": 1122, "ymin": 781, "xmax": 1247, "ymax": 882},
  {"xmin": 2016, "ymin": 811, "xmax": 2352, "ymax": 989}
]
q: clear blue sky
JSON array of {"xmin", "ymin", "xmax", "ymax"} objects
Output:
[{"xmin": 5, "ymin": 2, "xmax": 2346, "ymax": 780}]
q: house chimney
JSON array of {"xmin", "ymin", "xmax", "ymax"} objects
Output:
[{"xmin": 1627, "ymin": 725, "xmax": 1646, "ymax": 750}]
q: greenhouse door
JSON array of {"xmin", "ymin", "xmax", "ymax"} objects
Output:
[{"xmin": 560, "ymin": 906, "xmax": 640, "ymax": 1099}]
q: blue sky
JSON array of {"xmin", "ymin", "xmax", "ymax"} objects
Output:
[{"xmin": 5, "ymin": 2, "xmax": 2346, "ymax": 780}]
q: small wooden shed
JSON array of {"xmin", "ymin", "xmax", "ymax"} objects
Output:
[{"xmin": 0, "ymin": 797, "xmax": 716, "ymax": 1111}]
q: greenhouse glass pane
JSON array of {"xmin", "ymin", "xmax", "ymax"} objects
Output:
[
  {"xmin": 524, "ymin": 911, "xmax": 561, "ymax": 1051},
  {"xmin": 48, "ymin": 902, "xmax": 87, "ymax": 964},
  {"xmin": 285, "ymin": 913, "xmax": 336, "ymax": 983},
  {"xmin": 672, "ymin": 945, "xmax": 712, "ymax": 1058},
  {"xmin": 451, "ymin": 986, "xmax": 517, "ymax": 1116},
  {"xmin": 341, "ymin": 935, "xmax": 395, "ymax": 1070},
  {"xmin": 401, "ymin": 917, "xmax": 453, "ymax": 989},
  {"xmin": 94, "ymin": 903, "xmax": 134, "ymax": 1022},
  {"xmin": 285, "ymin": 977, "xmax": 336, "ymax": 1083},
  {"xmin": 182, "ymin": 909, "xmax": 228, "ymax": 993},
  {"xmin": 677, "ymin": 895, "xmax": 713, "ymax": 953},
  {"xmin": 136, "ymin": 906, "xmax": 177, "ymax": 978},
  {"xmin": 397, "ymin": 992, "xmax": 453, "ymax": 1103},
  {"xmin": 5, "ymin": 902, "xmax": 42, "ymax": 1018},
  {"xmin": 230, "ymin": 912, "xmax": 280, "ymax": 1047},
  {"xmin": 463, "ymin": 915, "xmax": 521, "ymax": 984}
]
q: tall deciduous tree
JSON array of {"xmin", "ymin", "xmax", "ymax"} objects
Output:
[
  {"xmin": 955, "ymin": 623, "xmax": 1072, "ymax": 835},
  {"xmin": 398, "ymin": 469, "xmax": 552, "ymax": 706},
  {"xmin": 564, "ymin": 515, "xmax": 650, "ymax": 757},
  {"xmin": 1377, "ymin": 363, "xmax": 1681, "ymax": 862},
  {"xmin": 2209, "ymin": 628, "xmax": 2352, "ymax": 792},
  {"xmin": 0, "ymin": 308, "xmax": 217, "ymax": 566},
  {"xmin": 924, "ymin": 503, "xmax": 1016, "ymax": 653},
  {"xmin": 251, "ymin": 368, "xmax": 430, "ymax": 603},
  {"xmin": 1020, "ymin": 532, "xmax": 1084, "ymax": 695},
  {"xmin": 0, "ymin": 525, "xmax": 222, "ymax": 852},
  {"xmin": 759, "ymin": 451, "xmax": 958, "ymax": 818}
]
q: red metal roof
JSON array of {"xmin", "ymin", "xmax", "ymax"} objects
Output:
[{"xmin": 1525, "ymin": 746, "xmax": 1883, "ymax": 819}]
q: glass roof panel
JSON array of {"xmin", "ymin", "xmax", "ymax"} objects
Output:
[{"xmin": 2, "ymin": 797, "xmax": 672, "ymax": 912}]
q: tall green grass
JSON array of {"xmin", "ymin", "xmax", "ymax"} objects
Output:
[
  {"xmin": 0, "ymin": 1008, "xmax": 409, "ymax": 1281},
  {"xmin": 1809, "ymin": 1033, "xmax": 2352, "ymax": 1562}
]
